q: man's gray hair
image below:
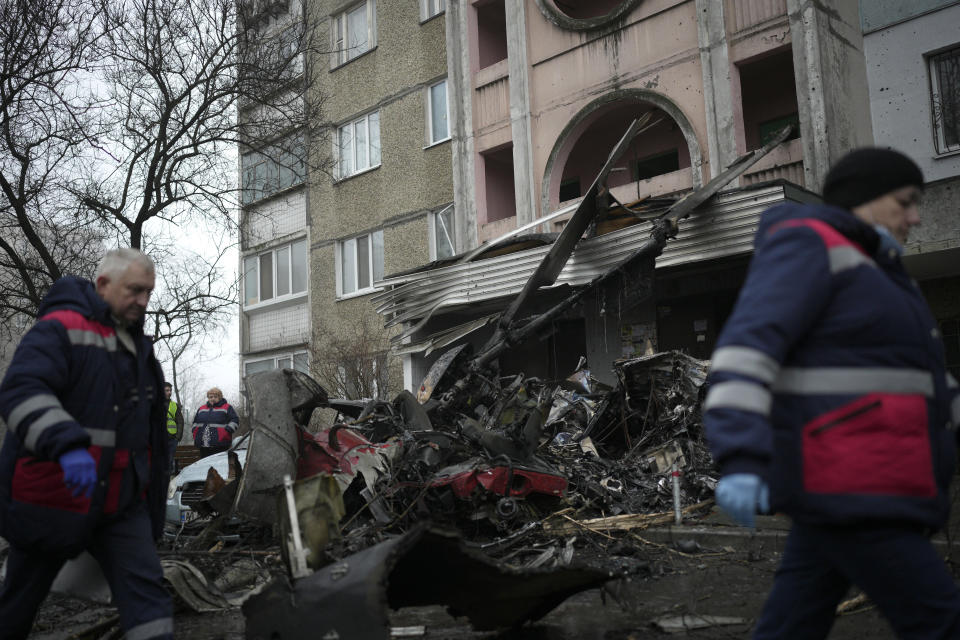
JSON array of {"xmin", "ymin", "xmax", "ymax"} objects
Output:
[{"xmin": 96, "ymin": 248, "xmax": 155, "ymax": 280}]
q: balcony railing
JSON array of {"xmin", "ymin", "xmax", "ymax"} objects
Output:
[
  {"xmin": 474, "ymin": 60, "xmax": 510, "ymax": 132},
  {"xmin": 741, "ymin": 137, "xmax": 805, "ymax": 187}
]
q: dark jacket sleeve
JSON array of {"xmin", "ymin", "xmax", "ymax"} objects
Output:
[
  {"xmin": 948, "ymin": 373, "xmax": 960, "ymax": 437},
  {"xmin": 147, "ymin": 354, "xmax": 170, "ymax": 540},
  {"xmin": 226, "ymin": 403, "xmax": 240, "ymax": 434},
  {"xmin": 0, "ymin": 319, "xmax": 90, "ymax": 460},
  {"xmin": 174, "ymin": 403, "xmax": 184, "ymax": 441},
  {"xmin": 703, "ymin": 222, "xmax": 833, "ymax": 478}
]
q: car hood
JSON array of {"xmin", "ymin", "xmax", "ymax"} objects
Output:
[{"xmin": 174, "ymin": 449, "xmax": 249, "ymax": 487}]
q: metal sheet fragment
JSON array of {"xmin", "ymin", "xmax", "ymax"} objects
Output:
[{"xmin": 242, "ymin": 527, "xmax": 608, "ymax": 638}]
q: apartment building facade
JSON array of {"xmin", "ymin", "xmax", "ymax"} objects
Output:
[
  {"xmin": 239, "ymin": 0, "xmax": 312, "ymax": 389},
  {"xmin": 377, "ymin": 0, "xmax": 879, "ymax": 388},
  {"xmin": 240, "ymin": 0, "xmax": 959, "ymax": 396},
  {"xmin": 305, "ymin": 0, "xmax": 454, "ymax": 397}
]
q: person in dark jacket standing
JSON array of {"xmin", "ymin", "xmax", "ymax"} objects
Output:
[
  {"xmin": 0, "ymin": 248, "xmax": 173, "ymax": 639},
  {"xmin": 164, "ymin": 382, "xmax": 183, "ymax": 473},
  {"xmin": 191, "ymin": 387, "xmax": 239, "ymax": 457},
  {"xmin": 704, "ymin": 148, "xmax": 960, "ymax": 639}
]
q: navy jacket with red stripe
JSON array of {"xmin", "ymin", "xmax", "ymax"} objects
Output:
[
  {"xmin": 0, "ymin": 276, "xmax": 169, "ymax": 555},
  {"xmin": 191, "ymin": 399, "xmax": 239, "ymax": 449},
  {"xmin": 704, "ymin": 203, "xmax": 959, "ymax": 529}
]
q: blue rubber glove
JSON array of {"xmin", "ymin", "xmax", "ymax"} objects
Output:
[
  {"xmin": 59, "ymin": 449, "xmax": 97, "ymax": 499},
  {"xmin": 715, "ymin": 473, "xmax": 770, "ymax": 529}
]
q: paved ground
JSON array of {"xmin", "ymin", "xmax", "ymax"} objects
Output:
[{"xmin": 18, "ymin": 508, "xmax": 955, "ymax": 639}]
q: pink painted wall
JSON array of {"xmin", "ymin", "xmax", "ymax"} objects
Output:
[{"xmin": 523, "ymin": 0, "xmax": 708, "ymax": 213}]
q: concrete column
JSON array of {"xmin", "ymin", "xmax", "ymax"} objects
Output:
[
  {"xmin": 505, "ymin": 0, "xmax": 536, "ymax": 225},
  {"xmin": 446, "ymin": 1, "xmax": 479, "ymax": 250},
  {"xmin": 787, "ymin": 0, "xmax": 873, "ymax": 192},
  {"xmin": 695, "ymin": 0, "xmax": 739, "ymax": 179}
]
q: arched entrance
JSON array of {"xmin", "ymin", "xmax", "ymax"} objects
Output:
[{"xmin": 541, "ymin": 90, "xmax": 702, "ymax": 215}]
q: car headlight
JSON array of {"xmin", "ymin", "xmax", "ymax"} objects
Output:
[{"xmin": 167, "ymin": 478, "xmax": 178, "ymax": 500}]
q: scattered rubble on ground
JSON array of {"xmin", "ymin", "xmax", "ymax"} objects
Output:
[{"xmin": 152, "ymin": 348, "xmax": 719, "ymax": 636}]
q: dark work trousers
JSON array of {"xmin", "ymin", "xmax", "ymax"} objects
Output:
[
  {"xmin": 167, "ymin": 437, "xmax": 178, "ymax": 474},
  {"xmin": 0, "ymin": 503, "xmax": 173, "ymax": 640},
  {"xmin": 754, "ymin": 522, "xmax": 960, "ymax": 639},
  {"xmin": 198, "ymin": 445, "xmax": 228, "ymax": 459}
]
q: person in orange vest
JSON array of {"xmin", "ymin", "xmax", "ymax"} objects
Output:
[{"xmin": 164, "ymin": 382, "xmax": 183, "ymax": 473}]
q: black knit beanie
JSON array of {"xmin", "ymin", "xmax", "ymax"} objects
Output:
[{"xmin": 822, "ymin": 147, "xmax": 924, "ymax": 210}]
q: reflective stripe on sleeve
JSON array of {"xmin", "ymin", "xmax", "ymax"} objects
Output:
[
  {"xmin": 24, "ymin": 408, "xmax": 75, "ymax": 451},
  {"xmin": 85, "ymin": 428, "xmax": 116, "ymax": 447},
  {"xmin": 951, "ymin": 395, "xmax": 960, "ymax": 428},
  {"xmin": 948, "ymin": 373, "xmax": 958, "ymax": 389},
  {"xmin": 7, "ymin": 394, "xmax": 62, "ymax": 433},
  {"xmin": 773, "ymin": 367, "xmax": 934, "ymax": 397},
  {"xmin": 66, "ymin": 329, "xmax": 117, "ymax": 352},
  {"xmin": 828, "ymin": 246, "xmax": 875, "ymax": 273},
  {"xmin": 704, "ymin": 381, "xmax": 772, "ymax": 415},
  {"xmin": 125, "ymin": 617, "xmax": 174, "ymax": 640},
  {"xmin": 225, "ymin": 422, "xmax": 238, "ymax": 431},
  {"xmin": 710, "ymin": 346, "xmax": 780, "ymax": 384}
]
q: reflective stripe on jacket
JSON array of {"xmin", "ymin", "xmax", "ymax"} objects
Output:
[{"xmin": 704, "ymin": 204, "xmax": 956, "ymax": 529}]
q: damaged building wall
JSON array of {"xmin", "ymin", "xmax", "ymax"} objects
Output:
[
  {"xmin": 862, "ymin": 2, "xmax": 960, "ymax": 377},
  {"xmin": 418, "ymin": 0, "xmax": 866, "ymax": 393},
  {"xmin": 305, "ymin": 1, "xmax": 453, "ymax": 399},
  {"xmin": 788, "ymin": 0, "xmax": 875, "ymax": 190},
  {"xmin": 527, "ymin": 0, "xmax": 709, "ymax": 217}
]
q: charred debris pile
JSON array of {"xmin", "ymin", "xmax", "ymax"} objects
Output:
[
  {"xmin": 158, "ymin": 123, "xmax": 800, "ymax": 633},
  {"xmin": 336, "ymin": 348, "xmax": 717, "ymax": 549},
  {"xmin": 172, "ymin": 350, "xmax": 716, "ymax": 560},
  {"xmin": 163, "ymin": 355, "xmax": 718, "ymax": 635}
]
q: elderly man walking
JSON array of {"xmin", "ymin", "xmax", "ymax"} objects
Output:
[{"xmin": 0, "ymin": 248, "xmax": 173, "ymax": 639}]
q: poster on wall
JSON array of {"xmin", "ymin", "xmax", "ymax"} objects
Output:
[{"xmin": 620, "ymin": 322, "xmax": 657, "ymax": 357}]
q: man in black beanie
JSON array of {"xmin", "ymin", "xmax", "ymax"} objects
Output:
[{"xmin": 704, "ymin": 147, "xmax": 960, "ymax": 638}]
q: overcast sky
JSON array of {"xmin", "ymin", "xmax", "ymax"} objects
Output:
[{"xmin": 157, "ymin": 216, "xmax": 241, "ymax": 413}]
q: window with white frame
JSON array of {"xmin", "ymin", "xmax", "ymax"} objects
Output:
[
  {"xmin": 429, "ymin": 205, "xmax": 455, "ymax": 260},
  {"xmin": 241, "ymin": 136, "xmax": 305, "ymax": 204},
  {"xmin": 337, "ymin": 111, "xmax": 381, "ymax": 179},
  {"xmin": 427, "ymin": 79, "xmax": 449, "ymax": 145},
  {"xmin": 331, "ymin": 0, "xmax": 376, "ymax": 67},
  {"xmin": 930, "ymin": 46, "xmax": 960, "ymax": 154},
  {"xmin": 244, "ymin": 351, "xmax": 310, "ymax": 377},
  {"xmin": 337, "ymin": 230, "xmax": 384, "ymax": 297},
  {"xmin": 243, "ymin": 238, "xmax": 308, "ymax": 306},
  {"xmin": 421, "ymin": 0, "xmax": 445, "ymax": 21}
]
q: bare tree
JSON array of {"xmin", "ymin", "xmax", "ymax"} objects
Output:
[
  {"xmin": 0, "ymin": 0, "xmax": 331, "ymax": 389},
  {"xmin": 151, "ymin": 244, "xmax": 237, "ymax": 397},
  {"xmin": 0, "ymin": 0, "xmax": 106, "ymax": 319},
  {"xmin": 0, "ymin": 0, "xmax": 329, "ymax": 306},
  {"xmin": 311, "ymin": 319, "xmax": 391, "ymax": 400}
]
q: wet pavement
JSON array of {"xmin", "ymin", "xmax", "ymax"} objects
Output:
[{"xmin": 21, "ymin": 511, "xmax": 945, "ymax": 639}]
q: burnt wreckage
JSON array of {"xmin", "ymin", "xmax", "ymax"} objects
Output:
[{"xmin": 176, "ymin": 122, "xmax": 792, "ymax": 637}]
